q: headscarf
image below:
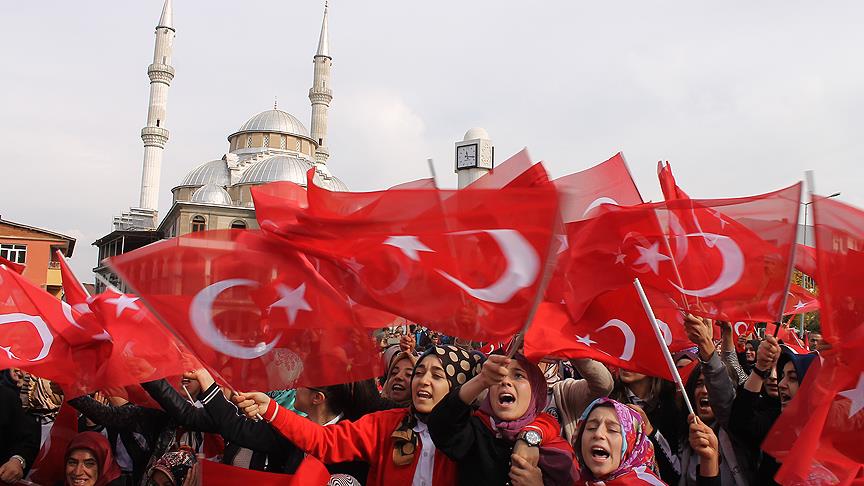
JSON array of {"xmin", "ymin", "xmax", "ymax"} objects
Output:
[
  {"xmin": 148, "ymin": 449, "xmax": 197, "ymax": 486},
  {"xmin": 381, "ymin": 344, "xmax": 402, "ymax": 373},
  {"xmin": 477, "ymin": 353, "xmax": 578, "ymax": 486},
  {"xmin": 574, "ymin": 397, "xmax": 661, "ymax": 485},
  {"xmin": 390, "ymin": 345, "xmax": 480, "ymax": 466},
  {"xmin": 65, "ymin": 432, "xmax": 121, "ymax": 486},
  {"xmin": 382, "ymin": 351, "xmax": 418, "ymax": 403},
  {"xmin": 777, "ymin": 344, "xmax": 818, "ymax": 381}
]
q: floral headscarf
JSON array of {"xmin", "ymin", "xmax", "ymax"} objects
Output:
[
  {"xmin": 574, "ymin": 397, "xmax": 661, "ymax": 485},
  {"xmin": 148, "ymin": 448, "xmax": 197, "ymax": 486}
]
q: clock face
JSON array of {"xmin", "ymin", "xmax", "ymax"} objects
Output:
[{"xmin": 456, "ymin": 144, "xmax": 478, "ymax": 169}]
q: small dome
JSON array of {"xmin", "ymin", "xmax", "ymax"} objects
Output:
[
  {"xmin": 463, "ymin": 127, "xmax": 490, "ymax": 141},
  {"xmin": 179, "ymin": 159, "xmax": 230, "ymax": 187},
  {"xmin": 237, "ymin": 155, "xmax": 315, "ymax": 186},
  {"xmin": 312, "ymin": 170, "xmax": 349, "ymax": 192},
  {"xmin": 235, "ymin": 109, "xmax": 310, "ymax": 138},
  {"xmin": 191, "ymin": 184, "xmax": 233, "ymax": 205}
]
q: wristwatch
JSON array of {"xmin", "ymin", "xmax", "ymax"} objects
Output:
[
  {"xmin": 515, "ymin": 429, "xmax": 542, "ymax": 447},
  {"xmin": 752, "ymin": 367, "xmax": 771, "ymax": 380}
]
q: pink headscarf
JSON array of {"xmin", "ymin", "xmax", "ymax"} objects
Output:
[{"xmin": 574, "ymin": 398, "xmax": 662, "ymax": 485}]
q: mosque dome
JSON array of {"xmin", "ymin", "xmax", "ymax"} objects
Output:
[
  {"xmin": 311, "ymin": 165, "xmax": 349, "ymax": 192},
  {"xmin": 178, "ymin": 159, "xmax": 231, "ymax": 187},
  {"xmin": 234, "ymin": 109, "xmax": 310, "ymax": 139},
  {"xmin": 191, "ymin": 183, "xmax": 233, "ymax": 205},
  {"xmin": 237, "ymin": 155, "xmax": 315, "ymax": 186},
  {"xmin": 463, "ymin": 127, "xmax": 490, "ymax": 141}
]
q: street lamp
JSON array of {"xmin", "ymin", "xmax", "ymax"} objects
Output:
[{"xmin": 799, "ymin": 191, "xmax": 840, "ymax": 337}]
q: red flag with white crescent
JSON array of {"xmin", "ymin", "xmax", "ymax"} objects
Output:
[
  {"xmin": 251, "ymin": 167, "xmax": 562, "ymax": 343},
  {"xmin": 525, "ymin": 287, "xmax": 691, "ymax": 380},
  {"xmin": 110, "ymin": 229, "xmax": 387, "ymax": 392}
]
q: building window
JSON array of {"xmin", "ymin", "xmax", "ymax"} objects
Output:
[
  {"xmin": 296, "ymin": 139, "xmax": 302, "ymax": 151},
  {"xmin": 280, "ymin": 135, "xmax": 286, "ymax": 150},
  {"xmin": 246, "ymin": 135, "xmax": 253, "ymax": 148},
  {"xmin": 191, "ymin": 215, "xmax": 206, "ymax": 232},
  {"xmin": 0, "ymin": 244, "xmax": 26, "ymax": 264},
  {"xmin": 263, "ymin": 134, "xmax": 270, "ymax": 147},
  {"xmin": 230, "ymin": 220, "xmax": 247, "ymax": 229}
]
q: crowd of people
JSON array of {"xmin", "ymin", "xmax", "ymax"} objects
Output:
[{"xmin": 0, "ymin": 315, "xmax": 825, "ymax": 485}]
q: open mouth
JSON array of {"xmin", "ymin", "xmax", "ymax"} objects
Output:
[
  {"xmin": 698, "ymin": 397, "xmax": 710, "ymax": 408},
  {"xmin": 498, "ymin": 393, "xmax": 516, "ymax": 406},
  {"xmin": 391, "ymin": 383, "xmax": 405, "ymax": 392},
  {"xmin": 416, "ymin": 390, "xmax": 433, "ymax": 400},
  {"xmin": 70, "ymin": 479, "xmax": 89, "ymax": 486},
  {"xmin": 590, "ymin": 446, "xmax": 611, "ymax": 461},
  {"xmin": 779, "ymin": 392, "xmax": 791, "ymax": 404}
]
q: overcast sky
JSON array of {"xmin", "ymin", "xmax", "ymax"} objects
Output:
[{"xmin": 1, "ymin": 1, "xmax": 862, "ymax": 280}]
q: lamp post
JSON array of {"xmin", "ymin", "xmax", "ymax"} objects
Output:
[{"xmin": 799, "ymin": 192, "xmax": 841, "ymax": 336}]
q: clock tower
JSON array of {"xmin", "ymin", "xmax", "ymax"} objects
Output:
[{"xmin": 455, "ymin": 127, "xmax": 494, "ymax": 188}]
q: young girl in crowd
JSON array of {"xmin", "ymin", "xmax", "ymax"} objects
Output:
[
  {"xmin": 426, "ymin": 353, "xmax": 577, "ymax": 486},
  {"xmin": 381, "ymin": 351, "xmax": 417, "ymax": 407},
  {"xmin": 233, "ymin": 345, "xmax": 482, "ymax": 486}
]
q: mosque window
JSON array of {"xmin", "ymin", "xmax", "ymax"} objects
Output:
[
  {"xmin": 230, "ymin": 220, "xmax": 247, "ymax": 230},
  {"xmin": 263, "ymin": 134, "xmax": 270, "ymax": 147},
  {"xmin": 246, "ymin": 136, "xmax": 253, "ymax": 148},
  {"xmin": 296, "ymin": 139, "xmax": 302, "ymax": 151},
  {"xmin": 280, "ymin": 135, "xmax": 287, "ymax": 150},
  {"xmin": 191, "ymin": 215, "xmax": 206, "ymax": 233}
]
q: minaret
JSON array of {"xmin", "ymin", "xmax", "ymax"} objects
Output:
[
  {"xmin": 309, "ymin": 2, "xmax": 332, "ymax": 165},
  {"xmin": 138, "ymin": 0, "xmax": 175, "ymax": 218}
]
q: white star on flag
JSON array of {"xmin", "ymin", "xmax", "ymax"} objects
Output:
[
  {"xmin": 384, "ymin": 236, "xmax": 434, "ymax": 261},
  {"xmin": 633, "ymin": 241, "xmax": 671, "ymax": 274},
  {"xmin": 105, "ymin": 294, "xmax": 140, "ymax": 318},
  {"xmin": 793, "ymin": 300, "xmax": 807, "ymax": 311},
  {"xmin": 839, "ymin": 373, "xmax": 864, "ymax": 418},
  {"xmin": 576, "ymin": 334, "xmax": 596, "ymax": 346},
  {"xmin": 614, "ymin": 247, "xmax": 627, "ymax": 265},
  {"xmin": 555, "ymin": 234, "xmax": 569, "ymax": 254},
  {"xmin": 344, "ymin": 257, "xmax": 364, "ymax": 274},
  {"xmin": 270, "ymin": 283, "xmax": 312, "ymax": 325}
]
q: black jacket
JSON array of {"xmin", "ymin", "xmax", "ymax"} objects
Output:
[
  {"xmin": 427, "ymin": 387, "xmax": 521, "ymax": 486},
  {"xmin": 0, "ymin": 385, "xmax": 40, "ymax": 475},
  {"xmin": 729, "ymin": 387, "xmax": 780, "ymax": 485}
]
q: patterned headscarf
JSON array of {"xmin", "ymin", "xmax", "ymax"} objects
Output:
[
  {"xmin": 390, "ymin": 345, "xmax": 480, "ymax": 466},
  {"xmin": 148, "ymin": 449, "xmax": 197, "ymax": 486},
  {"xmin": 574, "ymin": 397, "xmax": 660, "ymax": 485}
]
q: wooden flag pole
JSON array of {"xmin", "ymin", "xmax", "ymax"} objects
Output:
[{"xmin": 633, "ymin": 277, "xmax": 695, "ymax": 416}]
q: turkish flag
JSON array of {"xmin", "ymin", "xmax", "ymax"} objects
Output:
[
  {"xmin": 466, "ymin": 149, "xmax": 535, "ymax": 190},
  {"xmin": 561, "ymin": 183, "xmax": 802, "ymax": 323},
  {"xmin": 525, "ymin": 287, "xmax": 691, "ymax": 380},
  {"xmin": 251, "ymin": 168, "xmax": 562, "ymax": 343},
  {"xmin": 783, "ymin": 283, "xmax": 820, "ymax": 316},
  {"xmin": 110, "ymin": 229, "xmax": 386, "ymax": 392},
  {"xmin": 657, "ymin": 161, "xmax": 690, "ymax": 201},
  {"xmin": 794, "ymin": 243, "xmax": 818, "ymax": 277},
  {"xmin": 57, "ymin": 252, "xmax": 197, "ymax": 399},
  {"xmin": 762, "ymin": 196, "xmax": 864, "ymax": 484},
  {"xmin": 201, "ymin": 455, "xmax": 331, "ymax": 486},
  {"xmin": 0, "ymin": 256, "xmax": 26, "ymax": 274},
  {"xmin": 27, "ymin": 402, "xmax": 79, "ymax": 486},
  {"xmin": 0, "ymin": 265, "xmax": 80, "ymax": 384},
  {"xmin": 556, "ymin": 153, "xmax": 644, "ymax": 223}
]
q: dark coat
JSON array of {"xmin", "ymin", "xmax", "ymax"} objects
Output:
[
  {"xmin": 0, "ymin": 384, "xmax": 40, "ymax": 475},
  {"xmin": 729, "ymin": 387, "xmax": 780, "ymax": 485}
]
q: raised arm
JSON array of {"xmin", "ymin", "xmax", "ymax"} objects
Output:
[
  {"xmin": 234, "ymin": 392, "xmax": 387, "ymax": 464},
  {"xmin": 68, "ymin": 394, "xmax": 165, "ymax": 430},
  {"xmin": 141, "ymin": 379, "xmax": 218, "ymax": 433},
  {"xmin": 556, "ymin": 358, "xmax": 614, "ymax": 418}
]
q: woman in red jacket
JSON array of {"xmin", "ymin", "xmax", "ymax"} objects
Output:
[{"xmin": 234, "ymin": 345, "xmax": 481, "ymax": 486}]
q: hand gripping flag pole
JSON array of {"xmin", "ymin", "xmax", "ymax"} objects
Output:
[{"xmin": 633, "ymin": 277, "xmax": 695, "ymax": 416}]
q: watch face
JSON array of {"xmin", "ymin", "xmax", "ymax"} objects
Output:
[
  {"xmin": 456, "ymin": 144, "xmax": 478, "ymax": 169},
  {"xmin": 524, "ymin": 430, "xmax": 542, "ymax": 446}
]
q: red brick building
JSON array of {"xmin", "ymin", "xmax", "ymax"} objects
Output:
[{"xmin": 0, "ymin": 216, "xmax": 76, "ymax": 297}]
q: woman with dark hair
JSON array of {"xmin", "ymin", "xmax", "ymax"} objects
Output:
[
  {"xmin": 609, "ymin": 370, "xmax": 681, "ymax": 483},
  {"xmin": 729, "ymin": 336, "xmax": 818, "ymax": 485},
  {"xmin": 381, "ymin": 351, "xmax": 418, "ymax": 407},
  {"xmin": 233, "ymin": 345, "xmax": 483, "ymax": 486},
  {"xmin": 427, "ymin": 352, "xmax": 577, "ymax": 485},
  {"xmin": 62, "ymin": 432, "xmax": 122, "ymax": 486}
]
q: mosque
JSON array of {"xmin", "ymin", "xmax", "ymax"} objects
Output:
[{"xmin": 93, "ymin": 0, "xmax": 493, "ymax": 291}]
